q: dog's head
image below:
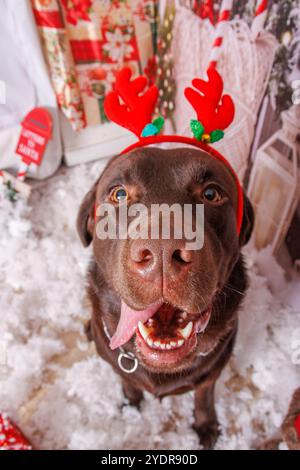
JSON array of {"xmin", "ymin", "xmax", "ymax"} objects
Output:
[{"xmin": 77, "ymin": 147, "xmax": 254, "ymax": 373}]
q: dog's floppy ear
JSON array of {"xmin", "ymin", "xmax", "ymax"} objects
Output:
[
  {"xmin": 77, "ymin": 180, "xmax": 98, "ymax": 247},
  {"xmin": 239, "ymin": 192, "xmax": 255, "ymax": 246}
]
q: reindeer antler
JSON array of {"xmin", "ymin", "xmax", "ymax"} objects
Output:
[
  {"xmin": 184, "ymin": 68, "xmax": 234, "ymax": 143},
  {"xmin": 104, "ymin": 67, "xmax": 160, "ymax": 138}
]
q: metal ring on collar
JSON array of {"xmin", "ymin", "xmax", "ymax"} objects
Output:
[{"xmin": 117, "ymin": 351, "xmax": 139, "ymax": 374}]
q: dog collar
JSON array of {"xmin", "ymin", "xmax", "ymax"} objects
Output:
[
  {"xmin": 104, "ymin": 67, "xmax": 243, "ymax": 234},
  {"xmin": 102, "ymin": 318, "xmax": 139, "ymax": 374}
]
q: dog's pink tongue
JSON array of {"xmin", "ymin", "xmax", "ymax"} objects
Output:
[{"xmin": 109, "ymin": 301, "xmax": 161, "ymax": 350}]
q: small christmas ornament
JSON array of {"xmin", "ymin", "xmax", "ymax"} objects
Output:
[
  {"xmin": 0, "ymin": 413, "xmax": 32, "ymax": 450},
  {"xmin": 0, "ymin": 108, "xmax": 52, "ymax": 201}
]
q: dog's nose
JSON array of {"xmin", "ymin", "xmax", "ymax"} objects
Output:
[{"xmin": 129, "ymin": 239, "xmax": 193, "ymax": 280}]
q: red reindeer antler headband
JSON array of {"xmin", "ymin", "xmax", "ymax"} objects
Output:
[{"xmin": 104, "ymin": 67, "xmax": 243, "ymax": 234}]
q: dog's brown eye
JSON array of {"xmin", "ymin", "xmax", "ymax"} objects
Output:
[
  {"xmin": 202, "ymin": 186, "xmax": 222, "ymax": 203},
  {"xmin": 111, "ymin": 186, "xmax": 129, "ymax": 203}
]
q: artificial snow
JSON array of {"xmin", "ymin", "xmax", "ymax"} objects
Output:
[{"xmin": 0, "ymin": 162, "xmax": 299, "ymax": 450}]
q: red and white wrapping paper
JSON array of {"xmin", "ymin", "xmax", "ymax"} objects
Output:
[{"xmin": 0, "ymin": 413, "xmax": 32, "ymax": 450}]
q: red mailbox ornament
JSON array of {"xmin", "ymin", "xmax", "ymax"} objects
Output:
[{"xmin": 16, "ymin": 108, "xmax": 52, "ymax": 166}]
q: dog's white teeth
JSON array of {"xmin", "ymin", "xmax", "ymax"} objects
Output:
[
  {"xmin": 144, "ymin": 337, "xmax": 186, "ymax": 351},
  {"xmin": 138, "ymin": 321, "xmax": 149, "ymax": 340},
  {"xmin": 138, "ymin": 320, "xmax": 190, "ymax": 350},
  {"xmin": 146, "ymin": 337, "xmax": 154, "ymax": 347},
  {"xmin": 178, "ymin": 321, "xmax": 193, "ymax": 339},
  {"xmin": 180, "ymin": 311, "xmax": 187, "ymax": 320}
]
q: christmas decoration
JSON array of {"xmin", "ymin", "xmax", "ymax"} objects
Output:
[
  {"xmin": 61, "ymin": 0, "xmax": 92, "ymax": 26},
  {"xmin": 232, "ymin": 0, "xmax": 300, "ymax": 116},
  {"xmin": 251, "ymin": 0, "xmax": 268, "ymax": 39},
  {"xmin": 0, "ymin": 108, "xmax": 52, "ymax": 200},
  {"xmin": 104, "ymin": 66, "xmax": 243, "ymax": 234},
  {"xmin": 193, "ymin": 0, "xmax": 215, "ymax": 25},
  {"xmin": 154, "ymin": 2, "xmax": 176, "ymax": 127},
  {"xmin": 248, "ymin": 105, "xmax": 300, "ymax": 254},
  {"xmin": 0, "ymin": 413, "xmax": 32, "ymax": 450},
  {"xmin": 209, "ymin": 0, "xmax": 233, "ymax": 69},
  {"xmin": 31, "ymin": 0, "xmax": 156, "ymax": 131},
  {"xmin": 184, "ymin": 67, "xmax": 235, "ymax": 142},
  {"xmin": 104, "ymin": 67, "xmax": 159, "ymax": 137},
  {"xmin": 267, "ymin": 0, "xmax": 300, "ymax": 116},
  {"xmin": 16, "ymin": 108, "xmax": 53, "ymax": 181}
]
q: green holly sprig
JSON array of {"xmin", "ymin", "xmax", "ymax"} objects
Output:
[{"xmin": 190, "ymin": 119, "xmax": 224, "ymax": 143}]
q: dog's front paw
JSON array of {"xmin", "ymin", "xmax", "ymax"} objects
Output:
[
  {"xmin": 122, "ymin": 381, "xmax": 144, "ymax": 409},
  {"xmin": 193, "ymin": 421, "xmax": 220, "ymax": 449}
]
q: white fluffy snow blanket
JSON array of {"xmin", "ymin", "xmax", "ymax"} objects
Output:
[{"xmin": 0, "ymin": 162, "xmax": 299, "ymax": 450}]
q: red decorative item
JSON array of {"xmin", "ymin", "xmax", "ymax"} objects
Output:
[
  {"xmin": 104, "ymin": 67, "xmax": 243, "ymax": 235},
  {"xmin": 0, "ymin": 413, "xmax": 32, "ymax": 450},
  {"xmin": 61, "ymin": 0, "xmax": 92, "ymax": 26},
  {"xmin": 16, "ymin": 108, "xmax": 53, "ymax": 167},
  {"xmin": 194, "ymin": 0, "xmax": 215, "ymax": 25},
  {"xmin": 104, "ymin": 67, "xmax": 159, "ymax": 138},
  {"xmin": 295, "ymin": 414, "xmax": 300, "ymax": 440},
  {"xmin": 184, "ymin": 68, "xmax": 235, "ymax": 134}
]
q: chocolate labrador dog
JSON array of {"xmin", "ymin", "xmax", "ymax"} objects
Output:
[{"xmin": 77, "ymin": 146, "xmax": 254, "ymax": 448}]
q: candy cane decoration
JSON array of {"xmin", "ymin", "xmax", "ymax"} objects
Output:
[
  {"xmin": 17, "ymin": 160, "xmax": 30, "ymax": 181},
  {"xmin": 208, "ymin": 0, "xmax": 233, "ymax": 69},
  {"xmin": 251, "ymin": 0, "xmax": 268, "ymax": 40}
]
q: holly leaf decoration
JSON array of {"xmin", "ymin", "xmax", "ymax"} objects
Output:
[
  {"xmin": 190, "ymin": 119, "xmax": 204, "ymax": 140},
  {"xmin": 5, "ymin": 181, "xmax": 18, "ymax": 203},
  {"xmin": 152, "ymin": 116, "xmax": 165, "ymax": 133},
  {"xmin": 210, "ymin": 129, "xmax": 224, "ymax": 143}
]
